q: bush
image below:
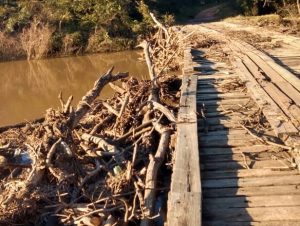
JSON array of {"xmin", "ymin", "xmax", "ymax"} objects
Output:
[
  {"xmin": 0, "ymin": 31, "xmax": 24, "ymax": 61},
  {"xmin": 86, "ymin": 31, "xmax": 135, "ymax": 53},
  {"xmin": 62, "ymin": 32, "xmax": 83, "ymax": 55},
  {"xmin": 20, "ymin": 19, "xmax": 54, "ymax": 60}
]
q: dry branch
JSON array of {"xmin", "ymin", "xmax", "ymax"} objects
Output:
[
  {"xmin": 69, "ymin": 67, "xmax": 128, "ymax": 128},
  {"xmin": 109, "ymin": 82, "xmax": 126, "ymax": 94},
  {"xmin": 151, "ymin": 101, "xmax": 176, "ymax": 122},
  {"xmin": 81, "ymin": 133, "xmax": 119, "ymax": 153},
  {"xmin": 140, "ymin": 123, "xmax": 171, "ymax": 226},
  {"xmin": 118, "ymin": 93, "xmax": 130, "ymax": 119},
  {"xmin": 103, "ymin": 102, "xmax": 119, "ymax": 116},
  {"xmin": 150, "ymin": 12, "xmax": 170, "ymax": 40}
]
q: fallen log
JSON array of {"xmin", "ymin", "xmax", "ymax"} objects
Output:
[{"xmin": 141, "ymin": 122, "xmax": 172, "ymax": 226}]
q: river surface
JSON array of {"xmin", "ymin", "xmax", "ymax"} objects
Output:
[{"xmin": 0, "ymin": 51, "xmax": 148, "ymax": 126}]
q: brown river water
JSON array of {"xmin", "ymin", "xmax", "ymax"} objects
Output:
[{"xmin": 0, "ymin": 51, "xmax": 148, "ymax": 126}]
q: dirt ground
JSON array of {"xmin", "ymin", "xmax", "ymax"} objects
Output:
[{"xmin": 192, "ymin": 4, "xmax": 300, "ymax": 77}]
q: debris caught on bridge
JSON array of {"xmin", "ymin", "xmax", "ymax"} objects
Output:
[{"xmin": 0, "ymin": 14, "xmax": 183, "ymax": 226}]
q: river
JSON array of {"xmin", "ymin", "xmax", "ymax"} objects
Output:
[{"xmin": 0, "ymin": 51, "xmax": 148, "ymax": 126}]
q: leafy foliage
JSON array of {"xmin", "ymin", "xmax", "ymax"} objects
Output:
[{"xmin": 0, "ymin": 0, "xmax": 156, "ymax": 57}]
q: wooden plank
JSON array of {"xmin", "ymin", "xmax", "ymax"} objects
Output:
[
  {"xmin": 200, "ymin": 129, "xmax": 275, "ymax": 137},
  {"xmin": 197, "ymin": 98, "xmax": 251, "ymax": 106},
  {"xmin": 197, "ymin": 76, "xmax": 238, "ymax": 81},
  {"xmin": 242, "ymin": 55, "xmax": 300, "ymax": 126},
  {"xmin": 201, "ymin": 152, "xmax": 281, "ymax": 162},
  {"xmin": 199, "ymin": 124, "xmax": 242, "ymax": 131},
  {"xmin": 240, "ymin": 41, "xmax": 300, "ymax": 93},
  {"xmin": 200, "ymin": 132, "xmax": 260, "ymax": 140},
  {"xmin": 203, "ymin": 206, "xmax": 300, "ymax": 221},
  {"xmin": 195, "ymin": 70, "xmax": 232, "ymax": 75},
  {"xmin": 203, "ymin": 221, "xmax": 300, "ymax": 226},
  {"xmin": 168, "ymin": 192, "xmax": 201, "ymax": 226},
  {"xmin": 200, "ymin": 129, "xmax": 248, "ymax": 136},
  {"xmin": 198, "ymin": 104, "xmax": 257, "ymax": 113},
  {"xmin": 172, "ymin": 74, "xmax": 200, "ymax": 192},
  {"xmin": 234, "ymin": 57, "xmax": 298, "ymax": 138},
  {"xmin": 202, "ymin": 175, "xmax": 300, "ymax": 188},
  {"xmin": 198, "ymin": 116, "xmax": 244, "ymax": 126},
  {"xmin": 168, "ymin": 47, "xmax": 201, "ymax": 226},
  {"xmin": 204, "ymin": 195, "xmax": 300, "ymax": 208},
  {"xmin": 197, "ymin": 88, "xmax": 245, "ymax": 95},
  {"xmin": 197, "ymin": 92, "xmax": 249, "ymax": 100},
  {"xmin": 197, "ymin": 74, "xmax": 238, "ymax": 80},
  {"xmin": 200, "ymin": 145, "xmax": 276, "ymax": 155},
  {"xmin": 197, "ymin": 87, "xmax": 225, "ymax": 94},
  {"xmin": 200, "ymin": 137, "xmax": 258, "ymax": 148},
  {"xmin": 202, "ymin": 168, "xmax": 298, "ymax": 179},
  {"xmin": 203, "ymin": 111, "xmax": 240, "ymax": 118},
  {"xmin": 203, "ymin": 185, "xmax": 300, "ymax": 198},
  {"xmin": 202, "ymin": 159, "xmax": 286, "ymax": 170}
]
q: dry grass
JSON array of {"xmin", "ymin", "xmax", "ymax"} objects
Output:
[
  {"xmin": 20, "ymin": 19, "xmax": 54, "ymax": 60},
  {"xmin": 225, "ymin": 14, "xmax": 300, "ymax": 36},
  {"xmin": 0, "ymin": 32, "xmax": 24, "ymax": 61}
]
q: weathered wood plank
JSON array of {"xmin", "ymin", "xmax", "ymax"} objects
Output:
[
  {"xmin": 234, "ymin": 57, "xmax": 298, "ymax": 138},
  {"xmin": 203, "ymin": 185, "xmax": 300, "ymax": 198},
  {"xmin": 200, "ymin": 145, "xmax": 276, "ymax": 155},
  {"xmin": 199, "ymin": 129, "xmax": 275, "ymax": 137},
  {"xmin": 199, "ymin": 124, "xmax": 242, "ymax": 132},
  {"xmin": 198, "ymin": 117, "xmax": 244, "ymax": 126},
  {"xmin": 242, "ymin": 55, "xmax": 300, "ymax": 126},
  {"xmin": 237, "ymin": 41, "xmax": 300, "ymax": 93},
  {"xmin": 168, "ymin": 192, "xmax": 201, "ymax": 226},
  {"xmin": 197, "ymin": 92, "xmax": 249, "ymax": 100},
  {"xmin": 198, "ymin": 104, "xmax": 257, "ymax": 113},
  {"xmin": 203, "ymin": 206, "xmax": 300, "ymax": 221},
  {"xmin": 202, "ymin": 159, "xmax": 287, "ymax": 170},
  {"xmin": 196, "ymin": 74, "xmax": 238, "ymax": 80},
  {"xmin": 204, "ymin": 195, "xmax": 300, "ymax": 208},
  {"xmin": 202, "ymin": 168, "xmax": 298, "ymax": 179},
  {"xmin": 201, "ymin": 152, "xmax": 281, "ymax": 162},
  {"xmin": 200, "ymin": 138, "xmax": 258, "ymax": 148},
  {"xmin": 202, "ymin": 175, "xmax": 300, "ymax": 188},
  {"xmin": 197, "ymin": 98, "xmax": 251, "ymax": 106},
  {"xmin": 203, "ymin": 221, "xmax": 300, "ymax": 226},
  {"xmin": 168, "ymin": 47, "xmax": 201, "ymax": 226}
]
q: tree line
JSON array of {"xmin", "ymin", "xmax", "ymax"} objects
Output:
[{"xmin": 0, "ymin": 0, "xmax": 165, "ymax": 60}]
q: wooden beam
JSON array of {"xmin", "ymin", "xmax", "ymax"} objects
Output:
[{"xmin": 168, "ymin": 47, "xmax": 201, "ymax": 226}]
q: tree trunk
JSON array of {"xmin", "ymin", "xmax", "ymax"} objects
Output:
[
  {"xmin": 59, "ymin": 20, "xmax": 62, "ymax": 33},
  {"xmin": 282, "ymin": 0, "xmax": 286, "ymax": 7},
  {"xmin": 297, "ymin": 0, "xmax": 300, "ymax": 15}
]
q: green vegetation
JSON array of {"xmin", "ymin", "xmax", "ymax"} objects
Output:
[
  {"xmin": 234, "ymin": 0, "xmax": 300, "ymax": 16},
  {"xmin": 0, "ymin": 0, "xmax": 160, "ymax": 60}
]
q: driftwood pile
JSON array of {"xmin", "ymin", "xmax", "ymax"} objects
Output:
[{"xmin": 0, "ymin": 15, "xmax": 183, "ymax": 226}]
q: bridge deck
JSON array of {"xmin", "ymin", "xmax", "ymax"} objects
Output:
[
  {"xmin": 168, "ymin": 24, "xmax": 300, "ymax": 225},
  {"xmin": 193, "ymin": 48, "xmax": 300, "ymax": 225}
]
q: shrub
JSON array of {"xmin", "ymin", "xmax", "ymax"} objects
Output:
[
  {"xmin": 20, "ymin": 19, "xmax": 54, "ymax": 60},
  {"xmin": 62, "ymin": 32, "xmax": 83, "ymax": 55},
  {"xmin": 0, "ymin": 31, "xmax": 24, "ymax": 61}
]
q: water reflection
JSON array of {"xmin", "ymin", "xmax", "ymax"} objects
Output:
[{"xmin": 0, "ymin": 51, "xmax": 148, "ymax": 126}]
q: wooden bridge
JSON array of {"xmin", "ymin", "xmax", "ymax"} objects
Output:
[{"xmin": 168, "ymin": 25, "xmax": 300, "ymax": 226}]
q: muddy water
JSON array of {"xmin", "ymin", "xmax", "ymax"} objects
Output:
[{"xmin": 0, "ymin": 51, "xmax": 148, "ymax": 126}]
